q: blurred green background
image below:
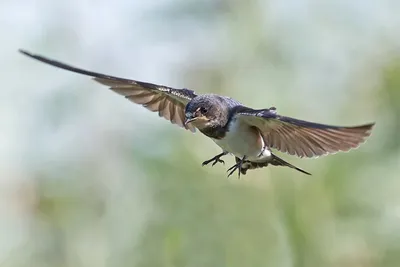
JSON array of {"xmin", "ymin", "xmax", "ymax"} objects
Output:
[{"xmin": 1, "ymin": 0, "xmax": 400, "ymax": 266}]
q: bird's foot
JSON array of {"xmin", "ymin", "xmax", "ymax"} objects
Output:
[
  {"xmin": 227, "ymin": 156, "xmax": 247, "ymax": 178},
  {"xmin": 202, "ymin": 152, "xmax": 226, "ymax": 167}
]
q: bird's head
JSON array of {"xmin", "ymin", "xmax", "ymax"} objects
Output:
[{"xmin": 184, "ymin": 95, "xmax": 228, "ymax": 130}]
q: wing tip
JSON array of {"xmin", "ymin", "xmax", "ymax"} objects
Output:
[
  {"xmin": 317, "ymin": 121, "xmax": 376, "ymax": 156},
  {"xmin": 347, "ymin": 121, "xmax": 375, "ymax": 142},
  {"xmin": 363, "ymin": 122, "xmax": 375, "ymax": 136},
  {"xmin": 19, "ymin": 48, "xmax": 36, "ymax": 59},
  {"xmin": 18, "ymin": 48, "xmax": 29, "ymax": 55},
  {"xmin": 351, "ymin": 122, "xmax": 375, "ymax": 133},
  {"xmin": 280, "ymin": 121, "xmax": 375, "ymax": 158}
]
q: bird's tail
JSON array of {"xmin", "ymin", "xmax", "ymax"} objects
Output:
[
  {"xmin": 269, "ymin": 153, "xmax": 311, "ymax": 175},
  {"xmin": 236, "ymin": 153, "xmax": 311, "ymax": 175}
]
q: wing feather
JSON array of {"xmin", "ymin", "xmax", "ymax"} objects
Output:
[
  {"xmin": 19, "ymin": 49, "xmax": 197, "ymax": 132},
  {"xmin": 235, "ymin": 107, "xmax": 374, "ymax": 158}
]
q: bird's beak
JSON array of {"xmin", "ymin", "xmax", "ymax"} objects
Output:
[{"xmin": 184, "ymin": 117, "xmax": 197, "ymax": 126}]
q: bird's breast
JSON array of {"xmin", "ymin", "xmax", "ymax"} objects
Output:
[{"xmin": 212, "ymin": 119, "xmax": 271, "ymax": 161}]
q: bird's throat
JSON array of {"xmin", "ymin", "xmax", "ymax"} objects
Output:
[{"xmin": 199, "ymin": 125, "xmax": 227, "ymax": 139}]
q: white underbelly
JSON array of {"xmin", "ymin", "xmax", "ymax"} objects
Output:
[{"xmin": 212, "ymin": 121, "xmax": 271, "ymax": 162}]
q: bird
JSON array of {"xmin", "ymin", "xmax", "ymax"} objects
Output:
[{"xmin": 19, "ymin": 49, "xmax": 375, "ymax": 177}]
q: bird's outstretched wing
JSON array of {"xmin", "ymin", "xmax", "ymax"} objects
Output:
[
  {"xmin": 234, "ymin": 107, "xmax": 374, "ymax": 158},
  {"xmin": 19, "ymin": 49, "xmax": 197, "ymax": 132}
]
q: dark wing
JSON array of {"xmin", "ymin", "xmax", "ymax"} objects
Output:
[
  {"xmin": 19, "ymin": 49, "xmax": 197, "ymax": 132},
  {"xmin": 235, "ymin": 107, "xmax": 374, "ymax": 158}
]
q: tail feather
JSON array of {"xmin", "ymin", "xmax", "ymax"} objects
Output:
[
  {"xmin": 236, "ymin": 154, "xmax": 311, "ymax": 175},
  {"xmin": 270, "ymin": 154, "xmax": 311, "ymax": 175}
]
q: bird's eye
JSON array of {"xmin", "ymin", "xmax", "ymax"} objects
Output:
[{"xmin": 200, "ymin": 107, "xmax": 208, "ymax": 114}]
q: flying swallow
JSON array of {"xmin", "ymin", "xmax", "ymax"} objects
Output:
[{"xmin": 19, "ymin": 49, "xmax": 375, "ymax": 177}]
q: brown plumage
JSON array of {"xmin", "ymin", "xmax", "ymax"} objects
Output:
[
  {"xmin": 19, "ymin": 49, "xmax": 375, "ymax": 177},
  {"xmin": 19, "ymin": 49, "xmax": 197, "ymax": 132},
  {"xmin": 234, "ymin": 107, "xmax": 374, "ymax": 158}
]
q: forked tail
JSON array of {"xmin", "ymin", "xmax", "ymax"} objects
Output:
[
  {"xmin": 270, "ymin": 153, "xmax": 311, "ymax": 175},
  {"xmin": 236, "ymin": 153, "xmax": 311, "ymax": 175}
]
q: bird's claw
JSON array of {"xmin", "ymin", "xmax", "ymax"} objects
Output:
[
  {"xmin": 226, "ymin": 156, "xmax": 246, "ymax": 178},
  {"xmin": 227, "ymin": 164, "xmax": 239, "ymax": 178},
  {"xmin": 202, "ymin": 158, "xmax": 224, "ymax": 166},
  {"xmin": 202, "ymin": 154, "xmax": 226, "ymax": 167},
  {"xmin": 212, "ymin": 159, "xmax": 225, "ymax": 166}
]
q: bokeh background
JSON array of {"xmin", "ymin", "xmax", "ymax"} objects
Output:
[{"xmin": 1, "ymin": 0, "xmax": 400, "ymax": 266}]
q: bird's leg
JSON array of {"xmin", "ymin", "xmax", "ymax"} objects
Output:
[
  {"xmin": 227, "ymin": 156, "xmax": 247, "ymax": 178},
  {"xmin": 202, "ymin": 152, "xmax": 228, "ymax": 167}
]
